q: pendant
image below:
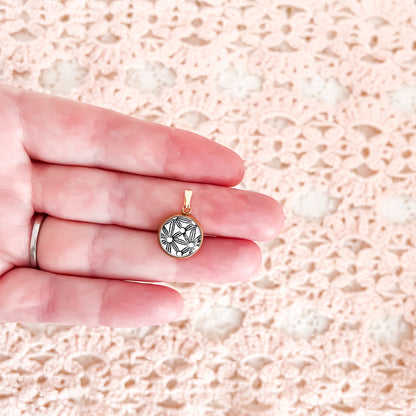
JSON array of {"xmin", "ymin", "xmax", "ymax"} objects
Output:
[{"xmin": 158, "ymin": 189, "xmax": 203, "ymax": 258}]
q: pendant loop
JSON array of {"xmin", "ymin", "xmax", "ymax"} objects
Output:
[{"xmin": 182, "ymin": 189, "xmax": 192, "ymax": 215}]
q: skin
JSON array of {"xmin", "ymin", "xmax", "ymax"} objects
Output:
[{"xmin": 0, "ymin": 83, "xmax": 285, "ymax": 328}]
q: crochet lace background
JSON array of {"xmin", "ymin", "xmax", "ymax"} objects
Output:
[{"xmin": 1, "ymin": 0, "xmax": 416, "ymax": 415}]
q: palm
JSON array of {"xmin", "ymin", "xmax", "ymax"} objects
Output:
[
  {"xmin": 0, "ymin": 88, "xmax": 34, "ymax": 276},
  {"xmin": 0, "ymin": 84, "xmax": 284, "ymax": 327},
  {"xmin": 0, "ymin": 168, "xmax": 32, "ymax": 276}
]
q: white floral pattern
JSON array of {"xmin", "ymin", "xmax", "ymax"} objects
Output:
[
  {"xmin": 159, "ymin": 215, "xmax": 203, "ymax": 258},
  {"xmin": 125, "ymin": 61, "xmax": 176, "ymax": 95},
  {"xmin": 216, "ymin": 65, "xmax": 262, "ymax": 99}
]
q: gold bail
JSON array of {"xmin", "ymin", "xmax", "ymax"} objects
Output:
[{"xmin": 182, "ymin": 189, "xmax": 192, "ymax": 215}]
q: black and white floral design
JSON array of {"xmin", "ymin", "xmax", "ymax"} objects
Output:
[{"xmin": 159, "ymin": 215, "xmax": 202, "ymax": 257}]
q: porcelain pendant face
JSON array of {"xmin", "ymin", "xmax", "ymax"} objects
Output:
[{"xmin": 158, "ymin": 214, "xmax": 203, "ymax": 258}]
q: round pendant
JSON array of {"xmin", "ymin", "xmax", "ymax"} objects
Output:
[{"xmin": 158, "ymin": 214, "xmax": 203, "ymax": 258}]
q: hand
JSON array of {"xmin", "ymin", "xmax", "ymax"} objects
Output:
[{"xmin": 0, "ymin": 84, "xmax": 284, "ymax": 328}]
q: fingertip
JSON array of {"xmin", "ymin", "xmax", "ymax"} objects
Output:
[
  {"xmin": 271, "ymin": 197, "xmax": 285, "ymax": 236},
  {"xmin": 168, "ymin": 127, "xmax": 245, "ymax": 186},
  {"xmin": 247, "ymin": 239, "xmax": 263, "ymax": 278},
  {"xmin": 258, "ymin": 195, "xmax": 285, "ymax": 241},
  {"xmin": 133, "ymin": 284, "xmax": 184, "ymax": 326},
  {"xmin": 156, "ymin": 285, "xmax": 184, "ymax": 324},
  {"xmin": 206, "ymin": 143, "xmax": 245, "ymax": 187},
  {"xmin": 223, "ymin": 148, "xmax": 245, "ymax": 187},
  {"xmin": 235, "ymin": 239, "xmax": 263, "ymax": 281}
]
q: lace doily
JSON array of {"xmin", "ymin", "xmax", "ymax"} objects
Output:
[{"xmin": 1, "ymin": 0, "xmax": 416, "ymax": 415}]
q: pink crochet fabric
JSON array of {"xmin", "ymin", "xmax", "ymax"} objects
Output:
[{"xmin": 1, "ymin": 0, "xmax": 416, "ymax": 414}]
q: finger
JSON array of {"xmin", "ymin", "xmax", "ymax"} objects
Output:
[
  {"xmin": 1, "ymin": 83, "xmax": 244, "ymax": 186},
  {"xmin": 32, "ymin": 162, "xmax": 285, "ymax": 241},
  {"xmin": 36, "ymin": 217, "xmax": 262, "ymax": 283},
  {"xmin": 0, "ymin": 267, "xmax": 184, "ymax": 327}
]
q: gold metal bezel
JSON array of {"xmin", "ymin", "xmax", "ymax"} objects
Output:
[{"xmin": 158, "ymin": 213, "xmax": 204, "ymax": 259}]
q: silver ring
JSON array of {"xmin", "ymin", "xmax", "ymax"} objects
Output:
[{"xmin": 29, "ymin": 213, "xmax": 47, "ymax": 269}]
